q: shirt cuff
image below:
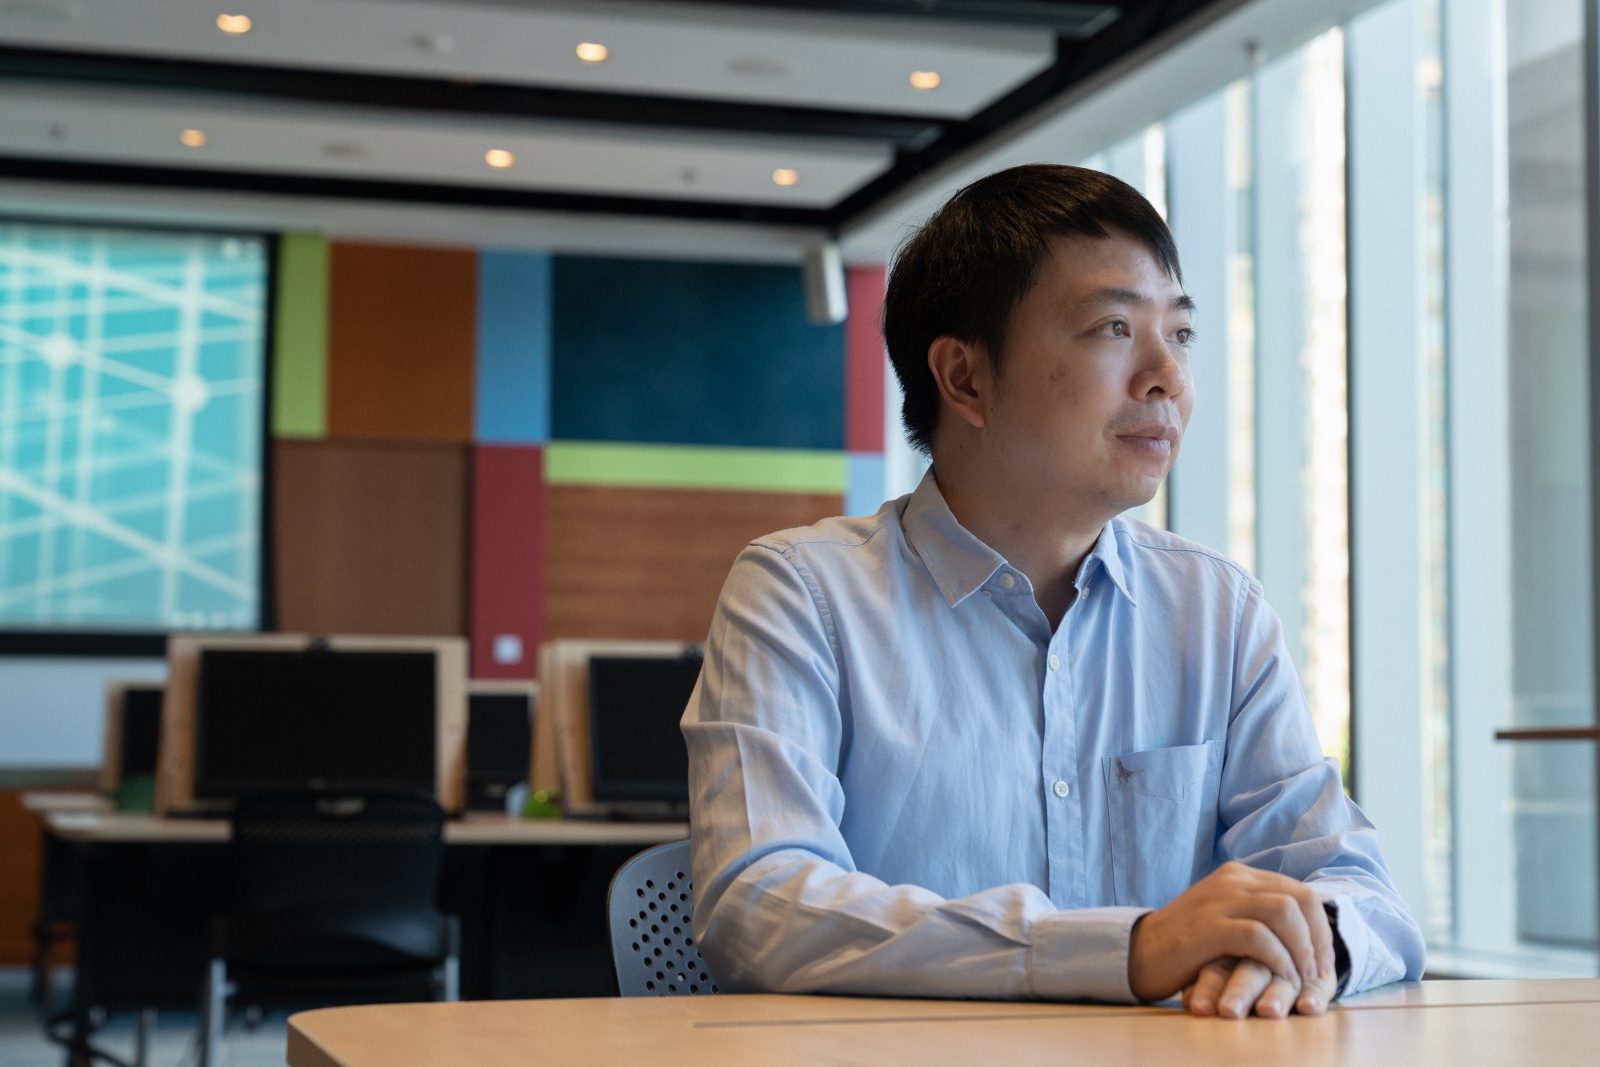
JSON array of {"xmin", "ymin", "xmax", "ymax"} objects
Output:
[
  {"xmin": 1026, "ymin": 906, "xmax": 1150, "ymax": 1003},
  {"xmin": 1320, "ymin": 894, "xmax": 1372, "ymax": 998}
]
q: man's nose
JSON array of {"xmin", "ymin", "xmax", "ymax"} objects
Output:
[{"xmin": 1134, "ymin": 337, "xmax": 1187, "ymax": 399}]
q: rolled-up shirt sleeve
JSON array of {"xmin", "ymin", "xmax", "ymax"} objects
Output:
[
  {"xmin": 1217, "ymin": 577, "xmax": 1427, "ymax": 995},
  {"xmin": 684, "ymin": 543, "xmax": 1147, "ymax": 1001}
]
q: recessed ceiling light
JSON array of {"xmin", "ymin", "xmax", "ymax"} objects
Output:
[
  {"xmin": 215, "ymin": 13, "xmax": 252, "ymax": 35},
  {"xmin": 180, "ymin": 128, "xmax": 208, "ymax": 148},
  {"xmin": 575, "ymin": 41, "xmax": 609, "ymax": 63},
  {"xmin": 485, "ymin": 148, "xmax": 516, "ymax": 169},
  {"xmin": 910, "ymin": 70, "xmax": 942, "ymax": 90},
  {"xmin": 772, "ymin": 168, "xmax": 799, "ymax": 187}
]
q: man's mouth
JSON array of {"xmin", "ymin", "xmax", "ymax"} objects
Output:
[{"xmin": 1115, "ymin": 424, "xmax": 1180, "ymax": 455}]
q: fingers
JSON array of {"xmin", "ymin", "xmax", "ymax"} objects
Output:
[
  {"xmin": 1296, "ymin": 892, "xmax": 1336, "ymax": 986},
  {"xmin": 1295, "ymin": 961, "xmax": 1339, "ymax": 1016},
  {"xmin": 1220, "ymin": 865, "xmax": 1332, "ymax": 986},
  {"xmin": 1215, "ymin": 959, "xmax": 1274, "ymax": 1019},
  {"xmin": 1239, "ymin": 890, "xmax": 1316, "ymax": 984},
  {"xmin": 1219, "ymin": 917, "xmax": 1298, "ymax": 985},
  {"xmin": 1185, "ymin": 958, "xmax": 1235, "ymax": 1016},
  {"xmin": 1252, "ymin": 973, "xmax": 1301, "ymax": 1019}
]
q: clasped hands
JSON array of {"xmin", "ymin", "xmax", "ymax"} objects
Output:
[{"xmin": 1127, "ymin": 861, "xmax": 1338, "ymax": 1019}]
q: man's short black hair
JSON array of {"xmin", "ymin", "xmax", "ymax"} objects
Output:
[{"xmin": 882, "ymin": 163, "xmax": 1183, "ymax": 456}]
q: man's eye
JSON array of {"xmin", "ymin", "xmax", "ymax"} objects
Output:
[
  {"xmin": 1106, "ymin": 321, "xmax": 1129, "ymax": 337},
  {"xmin": 1174, "ymin": 328, "xmax": 1194, "ymax": 347}
]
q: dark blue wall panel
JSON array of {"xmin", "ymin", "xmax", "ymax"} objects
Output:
[{"xmin": 551, "ymin": 256, "xmax": 844, "ymax": 450}]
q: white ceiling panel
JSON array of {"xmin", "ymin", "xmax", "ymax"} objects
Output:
[
  {"xmin": 0, "ymin": 81, "xmax": 894, "ymax": 206},
  {"xmin": 0, "ymin": 0, "xmax": 1057, "ymax": 118}
]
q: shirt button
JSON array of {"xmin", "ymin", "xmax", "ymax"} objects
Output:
[
  {"xmin": 1048, "ymin": 654, "xmax": 1060, "ymax": 672},
  {"xmin": 999, "ymin": 572, "xmax": 1016, "ymax": 589},
  {"xmin": 1052, "ymin": 779, "xmax": 1071, "ymax": 799}
]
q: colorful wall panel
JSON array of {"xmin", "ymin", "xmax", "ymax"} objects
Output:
[
  {"xmin": 550, "ymin": 256, "xmax": 844, "ymax": 449},
  {"xmin": 274, "ymin": 243, "xmax": 876, "ymax": 672},
  {"xmin": 273, "ymin": 438, "xmax": 469, "ymax": 636},
  {"xmin": 475, "ymin": 252, "xmax": 552, "ymax": 446},
  {"xmin": 471, "ymin": 444, "xmax": 544, "ymax": 678},
  {"xmin": 272, "ymin": 233, "xmax": 330, "ymax": 439},
  {"xmin": 845, "ymin": 266, "xmax": 888, "ymax": 515},
  {"xmin": 327, "ymin": 244, "xmax": 476, "ymax": 442},
  {"xmin": 543, "ymin": 483, "xmax": 842, "ymax": 643}
]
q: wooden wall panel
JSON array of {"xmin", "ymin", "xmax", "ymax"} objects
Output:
[
  {"xmin": 544, "ymin": 486, "xmax": 842, "ymax": 642},
  {"xmin": 0, "ymin": 790, "xmax": 41, "ymax": 965},
  {"xmin": 274, "ymin": 439, "xmax": 469, "ymax": 636},
  {"xmin": 327, "ymin": 243, "xmax": 476, "ymax": 442}
]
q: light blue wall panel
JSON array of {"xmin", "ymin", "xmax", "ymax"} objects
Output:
[{"xmin": 475, "ymin": 251, "xmax": 551, "ymax": 444}]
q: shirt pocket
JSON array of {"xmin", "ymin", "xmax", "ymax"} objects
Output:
[{"xmin": 1102, "ymin": 741, "xmax": 1222, "ymax": 908}]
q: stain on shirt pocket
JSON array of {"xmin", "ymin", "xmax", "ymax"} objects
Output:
[{"xmin": 1102, "ymin": 741, "xmax": 1222, "ymax": 908}]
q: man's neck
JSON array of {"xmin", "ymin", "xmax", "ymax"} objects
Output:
[{"xmin": 933, "ymin": 464, "xmax": 1111, "ymax": 631}]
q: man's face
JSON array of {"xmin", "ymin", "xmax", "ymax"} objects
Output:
[{"xmin": 983, "ymin": 230, "xmax": 1194, "ymax": 519}]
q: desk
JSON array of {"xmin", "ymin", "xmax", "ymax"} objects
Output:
[
  {"xmin": 20, "ymin": 790, "xmax": 111, "ymax": 815},
  {"xmin": 34, "ymin": 809, "xmax": 689, "ymax": 1036},
  {"xmin": 42, "ymin": 810, "xmax": 687, "ymax": 846},
  {"xmin": 288, "ymin": 980, "xmax": 1600, "ymax": 1067}
]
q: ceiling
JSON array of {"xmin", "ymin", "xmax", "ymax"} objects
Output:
[{"xmin": 0, "ymin": 0, "xmax": 1238, "ymax": 241}]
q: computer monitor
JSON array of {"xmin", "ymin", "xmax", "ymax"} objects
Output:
[
  {"xmin": 101, "ymin": 682, "xmax": 164, "ymax": 797},
  {"xmin": 466, "ymin": 682, "xmax": 536, "ymax": 811},
  {"xmin": 192, "ymin": 647, "xmax": 438, "ymax": 800},
  {"xmin": 586, "ymin": 652, "xmax": 702, "ymax": 812}
]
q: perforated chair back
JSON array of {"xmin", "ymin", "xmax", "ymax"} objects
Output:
[{"xmin": 607, "ymin": 839, "xmax": 719, "ymax": 996}]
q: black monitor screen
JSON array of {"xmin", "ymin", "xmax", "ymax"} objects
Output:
[
  {"xmin": 467, "ymin": 692, "xmax": 533, "ymax": 781},
  {"xmin": 119, "ymin": 686, "xmax": 165, "ymax": 778},
  {"xmin": 194, "ymin": 648, "xmax": 437, "ymax": 799},
  {"xmin": 588, "ymin": 654, "xmax": 701, "ymax": 804}
]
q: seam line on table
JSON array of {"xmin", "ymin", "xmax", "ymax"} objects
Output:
[
  {"xmin": 694, "ymin": 1008, "xmax": 1174, "ymax": 1029},
  {"xmin": 692, "ymin": 997, "xmax": 1600, "ymax": 1030}
]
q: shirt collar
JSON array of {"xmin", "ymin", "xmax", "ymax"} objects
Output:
[{"xmin": 901, "ymin": 469, "xmax": 1137, "ymax": 608}]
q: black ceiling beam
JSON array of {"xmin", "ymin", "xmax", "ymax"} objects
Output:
[
  {"xmin": 824, "ymin": 0, "xmax": 1210, "ymax": 227},
  {"xmin": 0, "ymin": 154, "xmax": 835, "ymax": 227},
  {"xmin": 0, "ymin": 46, "xmax": 946, "ymax": 151},
  {"xmin": 639, "ymin": 0, "xmax": 1124, "ymax": 35}
]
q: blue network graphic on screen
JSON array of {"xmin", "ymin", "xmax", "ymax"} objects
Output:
[{"xmin": 0, "ymin": 223, "xmax": 267, "ymax": 632}]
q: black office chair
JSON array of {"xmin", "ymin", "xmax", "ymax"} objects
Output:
[{"xmin": 200, "ymin": 791, "xmax": 459, "ymax": 1066}]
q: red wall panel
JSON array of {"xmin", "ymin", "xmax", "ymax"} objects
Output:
[
  {"xmin": 471, "ymin": 445, "xmax": 544, "ymax": 678},
  {"xmin": 845, "ymin": 266, "xmax": 887, "ymax": 454}
]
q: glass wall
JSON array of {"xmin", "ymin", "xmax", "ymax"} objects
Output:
[
  {"xmin": 1098, "ymin": 0, "xmax": 1598, "ymax": 972},
  {"xmin": 1501, "ymin": 0, "xmax": 1595, "ymax": 956}
]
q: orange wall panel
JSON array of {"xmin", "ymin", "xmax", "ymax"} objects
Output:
[{"xmin": 327, "ymin": 243, "xmax": 476, "ymax": 442}]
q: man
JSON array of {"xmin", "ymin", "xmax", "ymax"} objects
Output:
[{"xmin": 682, "ymin": 164, "xmax": 1424, "ymax": 1018}]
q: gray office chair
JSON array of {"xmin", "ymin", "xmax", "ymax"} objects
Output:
[{"xmin": 607, "ymin": 839, "xmax": 719, "ymax": 995}]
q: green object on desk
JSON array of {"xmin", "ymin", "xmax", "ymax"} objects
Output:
[
  {"xmin": 522, "ymin": 788, "xmax": 562, "ymax": 820},
  {"xmin": 114, "ymin": 773, "xmax": 156, "ymax": 813}
]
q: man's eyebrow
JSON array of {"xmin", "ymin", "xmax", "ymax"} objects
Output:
[{"xmin": 1076, "ymin": 287, "xmax": 1197, "ymax": 314}]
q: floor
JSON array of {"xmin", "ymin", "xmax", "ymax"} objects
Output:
[{"xmin": 0, "ymin": 968, "xmax": 288, "ymax": 1067}]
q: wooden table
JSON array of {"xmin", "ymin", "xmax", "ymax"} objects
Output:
[{"xmin": 288, "ymin": 979, "xmax": 1600, "ymax": 1067}]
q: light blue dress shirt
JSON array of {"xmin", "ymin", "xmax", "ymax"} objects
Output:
[{"xmin": 683, "ymin": 471, "xmax": 1425, "ymax": 1002}]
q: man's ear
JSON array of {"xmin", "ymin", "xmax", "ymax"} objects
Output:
[{"xmin": 927, "ymin": 336, "xmax": 991, "ymax": 431}]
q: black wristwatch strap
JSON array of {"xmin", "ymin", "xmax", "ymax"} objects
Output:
[{"xmin": 1323, "ymin": 900, "xmax": 1351, "ymax": 998}]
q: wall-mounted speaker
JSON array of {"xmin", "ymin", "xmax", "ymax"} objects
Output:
[{"xmin": 802, "ymin": 241, "xmax": 848, "ymax": 326}]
